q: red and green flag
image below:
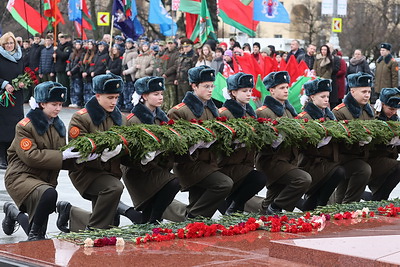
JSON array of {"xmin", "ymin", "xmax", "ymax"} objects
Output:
[
  {"xmin": 179, "ymin": 0, "xmax": 201, "ymax": 14},
  {"xmin": 6, "ymin": 0, "xmax": 48, "ymax": 35},
  {"xmin": 190, "ymin": 0, "xmax": 217, "ymax": 44},
  {"xmin": 43, "ymin": 0, "xmax": 65, "ymax": 28},
  {"xmin": 289, "ymin": 76, "xmax": 311, "ymax": 113},
  {"xmin": 218, "ymin": 0, "xmax": 259, "ymax": 37}
]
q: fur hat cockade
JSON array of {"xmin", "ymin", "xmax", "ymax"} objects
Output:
[
  {"xmin": 380, "ymin": 43, "xmax": 392, "ymax": 51},
  {"xmin": 380, "ymin": 88, "xmax": 400, "ymax": 108},
  {"xmin": 92, "ymin": 73, "xmax": 123, "ymax": 94},
  {"xmin": 263, "ymin": 71, "xmax": 290, "ymax": 91},
  {"xmin": 34, "ymin": 81, "xmax": 66, "ymax": 103},
  {"xmin": 188, "ymin": 65, "xmax": 216, "ymax": 84},
  {"xmin": 347, "ymin": 72, "xmax": 373, "ymax": 88},
  {"xmin": 227, "ymin": 72, "xmax": 254, "ymax": 91},
  {"xmin": 304, "ymin": 78, "xmax": 332, "ymax": 96},
  {"xmin": 134, "ymin": 76, "xmax": 165, "ymax": 95}
]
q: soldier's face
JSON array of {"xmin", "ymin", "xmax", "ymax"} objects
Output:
[
  {"xmin": 351, "ymin": 87, "xmax": 371, "ymax": 105},
  {"xmin": 193, "ymin": 81, "xmax": 215, "ymax": 101},
  {"xmin": 310, "ymin": 91, "xmax": 330, "ymax": 109},
  {"xmin": 382, "ymin": 104, "xmax": 398, "ymax": 118},
  {"xmin": 380, "ymin": 48, "xmax": 390, "ymax": 57},
  {"xmin": 270, "ymin": 83, "xmax": 289, "ymax": 103},
  {"xmin": 41, "ymin": 102, "xmax": 63, "ymax": 118},
  {"xmin": 232, "ymin": 87, "xmax": 252, "ymax": 105},
  {"xmin": 143, "ymin": 91, "xmax": 164, "ymax": 109},
  {"xmin": 96, "ymin": 93, "xmax": 120, "ymax": 112}
]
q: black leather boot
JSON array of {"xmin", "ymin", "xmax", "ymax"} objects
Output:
[
  {"xmin": 0, "ymin": 142, "xmax": 7, "ymax": 170},
  {"xmin": 27, "ymin": 223, "xmax": 46, "ymax": 241},
  {"xmin": 2, "ymin": 202, "xmax": 20, "ymax": 235},
  {"xmin": 56, "ymin": 201, "xmax": 71, "ymax": 233}
]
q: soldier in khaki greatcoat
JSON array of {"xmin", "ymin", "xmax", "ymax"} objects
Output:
[
  {"xmin": 56, "ymin": 73, "xmax": 126, "ymax": 232},
  {"xmin": 366, "ymin": 88, "xmax": 400, "ymax": 200},
  {"xmin": 247, "ymin": 71, "xmax": 312, "ymax": 214},
  {"xmin": 2, "ymin": 82, "xmax": 80, "ymax": 241},
  {"xmin": 374, "ymin": 43, "xmax": 398, "ymax": 97},
  {"xmin": 296, "ymin": 78, "xmax": 345, "ymax": 210},
  {"xmin": 218, "ymin": 72, "xmax": 266, "ymax": 214},
  {"xmin": 167, "ymin": 65, "xmax": 233, "ymax": 218},
  {"xmin": 332, "ymin": 72, "xmax": 373, "ymax": 203}
]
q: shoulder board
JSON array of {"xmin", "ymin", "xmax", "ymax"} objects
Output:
[
  {"xmin": 298, "ymin": 111, "xmax": 307, "ymax": 117},
  {"xmin": 126, "ymin": 113, "xmax": 135, "ymax": 120},
  {"xmin": 333, "ymin": 103, "xmax": 346, "ymax": 111},
  {"xmin": 77, "ymin": 108, "xmax": 88, "ymax": 115},
  {"xmin": 218, "ymin": 107, "xmax": 228, "ymax": 113},
  {"xmin": 173, "ymin": 103, "xmax": 186, "ymax": 110},
  {"xmin": 18, "ymin": 118, "xmax": 31, "ymax": 126},
  {"xmin": 257, "ymin": 105, "xmax": 267, "ymax": 111}
]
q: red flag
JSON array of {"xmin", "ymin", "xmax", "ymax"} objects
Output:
[
  {"xmin": 298, "ymin": 60, "xmax": 309, "ymax": 78},
  {"xmin": 285, "ymin": 55, "xmax": 299, "ymax": 85},
  {"xmin": 278, "ymin": 57, "xmax": 287, "ymax": 70},
  {"xmin": 7, "ymin": 0, "xmax": 48, "ymax": 35},
  {"xmin": 263, "ymin": 56, "xmax": 274, "ymax": 76},
  {"xmin": 43, "ymin": 0, "xmax": 65, "ymax": 27},
  {"xmin": 185, "ymin": 13, "xmax": 198, "ymax": 38}
]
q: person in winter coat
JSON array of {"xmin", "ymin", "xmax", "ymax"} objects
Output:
[
  {"xmin": 167, "ymin": 65, "xmax": 233, "ymax": 218},
  {"xmin": 53, "ymin": 33, "xmax": 72, "ymax": 105},
  {"xmin": 2, "ymin": 82, "xmax": 80, "ymax": 241},
  {"xmin": 218, "ymin": 73, "xmax": 267, "ymax": 214},
  {"xmin": 160, "ymin": 37, "xmax": 179, "ymax": 110},
  {"xmin": 66, "ymin": 40, "xmax": 84, "ymax": 108},
  {"xmin": 120, "ymin": 77, "xmax": 180, "ymax": 224},
  {"xmin": 120, "ymin": 38, "xmax": 138, "ymax": 112},
  {"xmin": 28, "ymin": 34, "xmax": 43, "ymax": 75},
  {"xmin": 336, "ymin": 51, "xmax": 347, "ymax": 102},
  {"xmin": 81, "ymin": 40, "xmax": 96, "ymax": 104},
  {"xmin": 133, "ymin": 42, "xmax": 154, "ymax": 79},
  {"xmin": 39, "ymin": 35, "xmax": 55, "ymax": 82},
  {"xmin": 0, "ymin": 32, "xmax": 26, "ymax": 170},
  {"xmin": 347, "ymin": 49, "xmax": 372, "ymax": 76},
  {"xmin": 210, "ymin": 47, "xmax": 224, "ymax": 73},
  {"xmin": 107, "ymin": 44, "xmax": 122, "ymax": 76},
  {"xmin": 374, "ymin": 43, "xmax": 399, "ymax": 97},
  {"xmin": 313, "ymin": 45, "xmax": 333, "ymax": 80},
  {"xmin": 90, "ymin": 41, "xmax": 109, "ymax": 79},
  {"xmin": 195, "ymin": 44, "xmax": 214, "ymax": 67}
]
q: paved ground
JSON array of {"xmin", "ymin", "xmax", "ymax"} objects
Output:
[{"xmin": 0, "ymin": 104, "xmax": 399, "ymax": 244}]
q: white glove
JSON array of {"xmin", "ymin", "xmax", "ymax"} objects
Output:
[
  {"xmin": 62, "ymin": 147, "xmax": 81, "ymax": 160},
  {"xmin": 198, "ymin": 140, "xmax": 216, "ymax": 149},
  {"xmin": 76, "ymin": 153, "xmax": 100, "ymax": 164},
  {"xmin": 101, "ymin": 144, "xmax": 122, "ymax": 162},
  {"xmin": 389, "ymin": 136, "xmax": 400, "ymax": 146},
  {"xmin": 317, "ymin": 136, "xmax": 332, "ymax": 148},
  {"xmin": 141, "ymin": 151, "xmax": 157, "ymax": 165},
  {"xmin": 359, "ymin": 136, "xmax": 372, "ymax": 146},
  {"xmin": 271, "ymin": 134, "xmax": 284, "ymax": 149},
  {"xmin": 374, "ymin": 99, "xmax": 382, "ymax": 112},
  {"xmin": 29, "ymin": 96, "xmax": 39, "ymax": 109}
]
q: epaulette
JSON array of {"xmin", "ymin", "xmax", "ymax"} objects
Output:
[
  {"xmin": 333, "ymin": 103, "xmax": 346, "ymax": 111},
  {"xmin": 77, "ymin": 108, "xmax": 88, "ymax": 115},
  {"xmin": 297, "ymin": 111, "xmax": 307, "ymax": 117},
  {"xmin": 173, "ymin": 103, "xmax": 186, "ymax": 110},
  {"xmin": 218, "ymin": 107, "xmax": 228, "ymax": 113},
  {"xmin": 257, "ymin": 105, "xmax": 267, "ymax": 111},
  {"xmin": 18, "ymin": 117, "xmax": 31, "ymax": 126},
  {"xmin": 126, "ymin": 113, "xmax": 135, "ymax": 120}
]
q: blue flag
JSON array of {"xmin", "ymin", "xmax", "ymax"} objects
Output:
[
  {"xmin": 112, "ymin": 0, "xmax": 143, "ymax": 40},
  {"xmin": 68, "ymin": 0, "xmax": 81, "ymax": 22},
  {"xmin": 148, "ymin": 0, "xmax": 177, "ymax": 36},
  {"xmin": 253, "ymin": 0, "xmax": 290, "ymax": 23},
  {"xmin": 131, "ymin": 0, "xmax": 144, "ymax": 36}
]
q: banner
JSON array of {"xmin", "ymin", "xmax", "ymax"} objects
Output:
[
  {"xmin": 253, "ymin": 0, "xmax": 290, "ymax": 23},
  {"xmin": 149, "ymin": 0, "xmax": 177, "ymax": 36}
]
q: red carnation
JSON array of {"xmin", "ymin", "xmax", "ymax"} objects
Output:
[
  {"xmin": 303, "ymin": 118, "xmax": 309, "ymax": 123},
  {"xmin": 319, "ymin": 117, "xmax": 325, "ymax": 123},
  {"xmin": 167, "ymin": 119, "xmax": 175, "ymax": 125},
  {"xmin": 272, "ymin": 120, "xmax": 278, "ymax": 125},
  {"xmin": 343, "ymin": 120, "xmax": 349, "ymax": 124},
  {"xmin": 190, "ymin": 119, "xmax": 197, "ymax": 123}
]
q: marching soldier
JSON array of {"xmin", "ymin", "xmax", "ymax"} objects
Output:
[
  {"xmin": 218, "ymin": 73, "xmax": 267, "ymax": 214},
  {"xmin": 332, "ymin": 72, "xmax": 373, "ymax": 203},
  {"xmin": 248, "ymin": 71, "xmax": 312, "ymax": 214},
  {"xmin": 296, "ymin": 78, "xmax": 345, "ymax": 210},
  {"xmin": 168, "ymin": 65, "xmax": 233, "ymax": 218}
]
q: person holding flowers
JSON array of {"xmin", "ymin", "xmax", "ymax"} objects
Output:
[
  {"xmin": 217, "ymin": 72, "xmax": 267, "ymax": 214},
  {"xmin": 250, "ymin": 71, "xmax": 312, "ymax": 215},
  {"xmin": 167, "ymin": 65, "xmax": 233, "ymax": 219},
  {"xmin": 296, "ymin": 78, "xmax": 345, "ymax": 210},
  {"xmin": 2, "ymin": 82, "xmax": 80, "ymax": 241},
  {"xmin": 0, "ymin": 32, "xmax": 26, "ymax": 170},
  {"xmin": 120, "ymin": 76, "xmax": 180, "ymax": 224},
  {"xmin": 56, "ymin": 73, "xmax": 125, "ymax": 232},
  {"xmin": 366, "ymin": 88, "xmax": 400, "ymax": 200},
  {"xmin": 332, "ymin": 72, "xmax": 373, "ymax": 203}
]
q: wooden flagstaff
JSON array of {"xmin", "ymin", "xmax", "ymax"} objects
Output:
[{"xmin": 110, "ymin": 15, "xmax": 115, "ymax": 47}]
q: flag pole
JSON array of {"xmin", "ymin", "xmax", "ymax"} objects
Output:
[
  {"xmin": 40, "ymin": 0, "xmax": 43, "ymax": 36},
  {"xmin": 22, "ymin": 0, "xmax": 29, "ymax": 38},
  {"xmin": 110, "ymin": 15, "xmax": 115, "ymax": 47}
]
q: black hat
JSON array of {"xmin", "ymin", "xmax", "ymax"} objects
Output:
[
  {"xmin": 134, "ymin": 76, "xmax": 165, "ymax": 95},
  {"xmin": 304, "ymin": 78, "xmax": 332, "ymax": 96},
  {"xmin": 263, "ymin": 71, "xmax": 290, "ymax": 91},
  {"xmin": 97, "ymin": 41, "xmax": 108, "ymax": 47},
  {"xmin": 227, "ymin": 72, "xmax": 254, "ymax": 91},
  {"xmin": 347, "ymin": 72, "xmax": 373, "ymax": 88},
  {"xmin": 181, "ymin": 38, "xmax": 194, "ymax": 46},
  {"xmin": 34, "ymin": 81, "xmax": 66, "ymax": 103},
  {"xmin": 188, "ymin": 65, "xmax": 215, "ymax": 84},
  {"xmin": 380, "ymin": 88, "xmax": 400, "ymax": 108},
  {"xmin": 114, "ymin": 35, "xmax": 125, "ymax": 41},
  {"xmin": 126, "ymin": 38, "xmax": 134, "ymax": 44},
  {"xmin": 380, "ymin": 43, "xmax": 392, "ymax": 51},
  {"xmin": 92, "ymin": 73, "xmax": 123, "ymax": 94}
]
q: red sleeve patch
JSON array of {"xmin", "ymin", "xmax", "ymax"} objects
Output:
[
  {"xmin": 20, "ymin": 138, "xmax": 32, "ymax": 150},
  {"xmin": 333, "ymin": 103, "xmax": 345, "ymax": 111},
  {"xmin": 298, "ymin": 111, "xmax": 307, "ymax": 117},
  {"xmin": 69, "ymin": 126, "xmax": 81, "ymax": 139},
  {"xmin": 77, "ymin": 108, "xmax": 88, "ymax": 115},
  {"xmin": 173, "ymin": 103, "xmax": 186, "ymax": 110},
  {"xmin": 18, "ymin": 118, "xmax": 31, "ymax": 126},
  {"xmin": 126, "ymin": 113, "xmax": 135, "ymax": 120}
]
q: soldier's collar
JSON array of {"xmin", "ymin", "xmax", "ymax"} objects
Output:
[
  {"xmin": 26, "ymin": 108, "xmax": 66, "ymax": 137},
  {"xmin": 183, "ymin": 91, "xmax": 218, "ymax": 118},
  {"xmin": 223, "ymin": 99, "xmax": 256, "ymax": 118},
  {"xmin": 263, "ymin": 96, "xmax": 297, "ymax": 117},
  {"xmin": 343, "ymin": 93, "xmax": 374, "ymax": 118},
  {"xmin": 85, "ymin": 96, "xmax": 122, "ymax": 126},
  {"xmin": 132, "ymin": 102, "xmax": 168, "ymax": 124}
]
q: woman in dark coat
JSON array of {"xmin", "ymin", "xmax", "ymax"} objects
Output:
[
  {"xmin": 0, "ymin": 32, "xmax": 25, "ymax": 169},
  {"xmin": 107, "ymin": 44, "xmax": 122, "ymax": 76},
  {"xmin": 2, "ymin": 82, "xmax": 80, "ymax": 241},
  {"xmin": 121, "ymin": 76, "xmax": 180, "ymax": 224}
]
